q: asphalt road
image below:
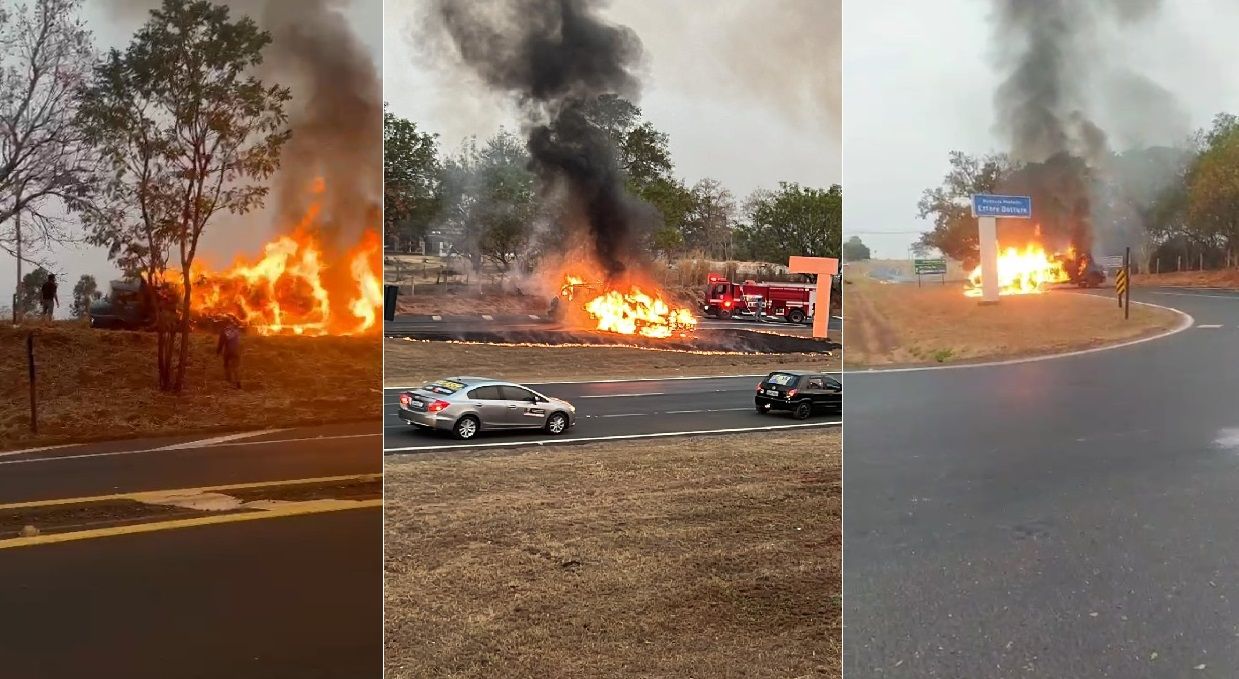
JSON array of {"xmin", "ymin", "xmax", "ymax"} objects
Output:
[
  {"xmin": 844, "ymin": 287, "xmax": 1239, "ymax": 677},
  {"xmin": 0, "ymin": 509, "xmax": 381, "ymax": 679},
  {"xmin": 0, "ymin": 422, "xmax": 382, "ymax": 678},
  {"xmin": 384, "ymin": 375, "xmax": 842, "ymax": 452}
]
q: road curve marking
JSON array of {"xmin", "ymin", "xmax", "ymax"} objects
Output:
[
  {"xmin": 0, "ymin": 443, "xmax": 75, "ymax": 458},
  {"xmin": 0, "ymin": 498, "xmax": 382, "ymax": 550},
  {"xmin": 0, "ymin": 473, "xmax": 381, "ymax": 511},
  {"xmin": 151, "ymin": 428, "xmax": 288, "ymax": 451},
  {"xmin": 846, "ymin": 299, "xmax": 1194, "ymax": 375},
  {"xmin": 384, "ymin": 420, "xmax": 841, "ymax": 453}
]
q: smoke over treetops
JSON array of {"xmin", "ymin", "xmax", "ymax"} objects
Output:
[
  {"xmin": 987, "ymin": 0, "xmax": 1184, "ymax": 255},
  {"xmin": 423, "ymin": 0, "xmax": 654, "ymax": 280},
  {"xmin": 102, "ymin": 0, "xmax": 381, "ymax": 258}
]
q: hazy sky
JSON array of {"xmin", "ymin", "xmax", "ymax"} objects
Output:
[
  {"xmin": 384, "ymin": 0, "xmax": 842, "ymax": 204},
  {"xmin": 1, "ymin": 0, "xmax": 381, "ymax": 318},
  {"xmin": 845, "ymin": 0, "xmax": 1239, "ymax": 260}
]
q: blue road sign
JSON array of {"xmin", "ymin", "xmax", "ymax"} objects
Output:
[{"xmin": 971, "ymin": 194, "xmax": 1032, "ymax": 219}]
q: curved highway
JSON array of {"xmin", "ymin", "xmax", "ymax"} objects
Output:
[{"xmin": 845, "ymin": 287, "xmax": 1239, "ymax": 677}]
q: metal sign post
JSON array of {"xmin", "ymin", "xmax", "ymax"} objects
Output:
[
  {"xmin": 1115, "ymin": 248, "xmax": 1130, "ymax": 319},
  {"xmin": 972, "ymin": 194, "xmax": 1033, "ymax": 304},
  {"xmin": 913, "ymin": 258, "xmax": 947, "ymax": 288}
]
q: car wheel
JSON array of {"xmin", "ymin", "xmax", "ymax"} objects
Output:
[
  {"xmin": 787, "ymin": 308, "xmax": 806, "ymax": 324},
  {"xmin": 718, "ymin": 309, "xmax": 732, "ymax": 320},
  {"xmin": 545, "ymin": 412, "xmax": 569, "ymax": 435},
  {"xmin": 755, "ymin": 403, "xmax": 768, "ymax": 415},
  {"xmin": 793, "ymin": 401, "xmax": 812, "ymax": 420},
  {"xmin": 453, "ymin": 415, "xmax": 480, "ymax": 440}
]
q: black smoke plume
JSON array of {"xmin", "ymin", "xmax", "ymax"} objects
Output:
[
  {"xmin": 427, "ymin": 0, "xmax": 648, "ymax": 279},
  {"xmin": 988, "ymin": 0, "xmax": 1163, "ymax": 255}
]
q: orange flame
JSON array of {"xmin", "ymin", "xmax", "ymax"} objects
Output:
[
  {"xmin": 559, "ymin": 274, "xmax": 697, "ymax": 338},
  {"xmin": 965, "ymin": 243, "xmax": 1070, "ymax": 297},
  {"xmin": 187, "ymin": 181, "xmax": 381, "ymax": 336}
]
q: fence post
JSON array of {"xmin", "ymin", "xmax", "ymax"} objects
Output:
[{"xmin": 27, "ymin": 332, "xmax": 37, "ymax": 434}]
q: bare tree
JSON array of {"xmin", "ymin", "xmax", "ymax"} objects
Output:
[{"xmin": 0, "ymin": 0, "xmax": 96, "ymax": 314}]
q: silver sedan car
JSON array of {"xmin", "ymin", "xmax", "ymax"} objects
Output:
[{"xmin": 397, "ymin": 377, "xmax": 578, "ymax": 440}]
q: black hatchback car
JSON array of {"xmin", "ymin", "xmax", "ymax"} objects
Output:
[{"xmin": 755, "ymin": 370, "xmax": 842, "ymax": 419}]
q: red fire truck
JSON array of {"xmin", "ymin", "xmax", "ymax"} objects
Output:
[{"xmin": 704, "ymin": 274, "xmax": 817, "ymax": 323}]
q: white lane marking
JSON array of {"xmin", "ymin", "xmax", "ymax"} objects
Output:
[
  {"xmin": 151, "ymin": 429, "xmax": 287, "ymax": 451},
  {"xmin": 598, "ymin": 413, "xmax": 644, "ymax": 418},
  {"xmin": 665, "ymin": 407, "xmax": 750, "ymax": 414},
  {"xmin": 431, "ymin": 315, "xmax": 442, "ymax": 321},
  {"xmin": 578, "ymin": 392, "xmax": 666, "ymax": 398},
  {"xmin": 1197, "ymin": 324, "xmax": 1223, "ymax": 329},
  {"xmin": 384, "ymin": 421, "xmax": 842, "ymax": 452},
  {"xmin": 528, "ymin": 314, "xmax": 540, "ymax": 320},
  {"xmin": 846, "ymin": 299, "xmax": 1194, "ymax": 375},
  {"xmin": 0, "ymin": 443, "xmax": 76, "ymax": 458},
  {"xmin": 482, "ymin": 314, "xmax": 494, "ymax": 321},
  {"xmin": 384, "ymin": 373, "xmax": 841, "ymax": 391},
  {"xmin": 0, "ymin": 433, "xmax": 380, "ymax": 467}
]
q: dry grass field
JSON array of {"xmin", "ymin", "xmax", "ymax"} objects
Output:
[
  {"xmin": 384, "ymin": 429, "xmax": 841, "ymax": 679},
  {"xmin": 384, "ymin": 338, "xmax": 840, "ymax": 386},
  {"xmin": 0, "ymin": 323, "xmax": 379, "ymax": 450},
  {"xmin": 844, "ymin": 276, "xmax": 1181, "ymax": 367}
]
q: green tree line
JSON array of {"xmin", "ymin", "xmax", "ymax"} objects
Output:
[{"xmin": 384, "ymin": 95, "xmax": 842, "ymax": 270}]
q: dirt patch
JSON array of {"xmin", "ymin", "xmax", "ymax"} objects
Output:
[
  {"xmin": 0, "ymin": 499, "xmax": 245, "ymax": 538},
  {"xmin": 385, "ymin": 339, "xmax": 840, "ymax": 386},
  {"xmin": 383, "ymin": 429, "xmax": 841, "ymax": 679},
  {"xmin": 0, "ymin": 323, "xmax": 379, "ymax": 451},
  {"xmin": 844, "ymin": 277, "xmax": 1182, "ymax": 368},
  {"xmin": 227, "ymin": 478, "xmax": 381, "ymax": 503}
]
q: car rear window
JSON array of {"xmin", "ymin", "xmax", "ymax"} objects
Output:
[
  {"xmin": 421, "ymin": 379, "xmax": 466, "ymax": 396},
  {"xmin": 500, "ymin": 385, "xmax": 538, "ymax": 401},
  {"xmin": 765, "ymin": 373, "xmax": 800, "ymax": 387}
]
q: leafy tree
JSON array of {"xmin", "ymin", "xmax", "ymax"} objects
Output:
[
  {"xmin": 580, "ymin": 94, "xmax": 673, "ymax": 191},
  {"xmin": 78, "ymin": 0, "xmax": 290, "ymax": 391},
  {"xmin": 16, "ymin": 265, "xmax": 49, "ymax": 315},
  {"xmin": 841, "ymin": 235, "xmax": 871, "ymax": 261},
  {"xmin": 0, "ymin": 0, "xmax": 97, "ymax": 305},
  {"xmin": 917, "ymin": 151, "xmax": 1010, "ymax": 267},
  {"xmin": 637, "ymin": 175, "xmax": 695, "ymax": 260},
  {"xmin": 437, "ymin": 129, "xmax": 536, "ymax": 272},
  {"xmin": 70, "ymin": 273, "xmax": 99, "ymax": 318},
  {"xmin": 1186, "ymin": 114, "xmax": 1239, "ymax": 259},
  {"xmin": 383, "ymin": 108, "xmax": 440, "ymax": 252},
  {"xmin": 741, "ymin": 183, "xmax": 842, "ymax": 263}
]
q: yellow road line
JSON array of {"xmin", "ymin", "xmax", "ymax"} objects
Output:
[
  {"xmin": 0, "ymin": 498, "xmax": 382, "ymax": 550},
  {"xmin": 0, "ymin": 473, "xmax": 381, "ymax": 511}
]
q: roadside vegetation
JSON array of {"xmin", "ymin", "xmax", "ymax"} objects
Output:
[
  {"xmin": 0, "ymin": 323, "xmax": 378, "ymax": 450},
  {"xmin": 844, "ymin": 275, "xmax": 1181, "ymax": 368},
  {"xmin": 385, "ymin": 338, "xmax": 839, "ymax": 386}
]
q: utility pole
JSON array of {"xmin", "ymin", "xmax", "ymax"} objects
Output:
[{"xmin": 13, "ymin": 202, "xmax": 21, "ymax": 324}]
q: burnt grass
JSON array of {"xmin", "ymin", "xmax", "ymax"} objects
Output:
[
  {"xmin": 385, "ymin": 327, "xmax": 839, "ymax": 354},
  {"xmin": 384, "ymin": 430, "xmax": 842, "ymax": 679},
  {"xmin": 0, "ymin": 322, "xmax": 379, "ymax": 450}
]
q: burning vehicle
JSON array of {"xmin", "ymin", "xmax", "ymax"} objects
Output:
[
  {"xmin": 551, "ymin": 273, "xmax": 697, "ymax": 339},
  {"xmin": 964, "ymin": 242, "xmax": 1105, "ymax": 297}
]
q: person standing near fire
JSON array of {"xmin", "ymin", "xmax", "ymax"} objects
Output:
[
  {"xmin": 40, "ymin": 274, "xmax": 58, "ymax": 322},
  {"xmin": 216, "ymin": 318, "xmax": 243, "ymax": 388}
]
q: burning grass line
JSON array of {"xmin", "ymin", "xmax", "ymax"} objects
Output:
[{"xmin": 392, "ymin": 336, "xmax": 830, "ymax": 357}]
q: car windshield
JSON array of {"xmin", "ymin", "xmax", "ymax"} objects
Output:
[
  {"xmin": 766, "ymin": 373, "xmax": 800, "ymax": 387},
  {"xmin": 420, "ymin": 379, "xmax": 465, "ymax": 396}
]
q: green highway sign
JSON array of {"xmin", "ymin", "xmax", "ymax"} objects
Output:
[{"xmin": 913, "ymin": 258, "xmax": 947, "ymax": 275}]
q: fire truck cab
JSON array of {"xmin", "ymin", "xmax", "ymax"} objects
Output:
[{"xmin": 704, "ymin": 274, "xmax": 817, "ymax": 324}]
